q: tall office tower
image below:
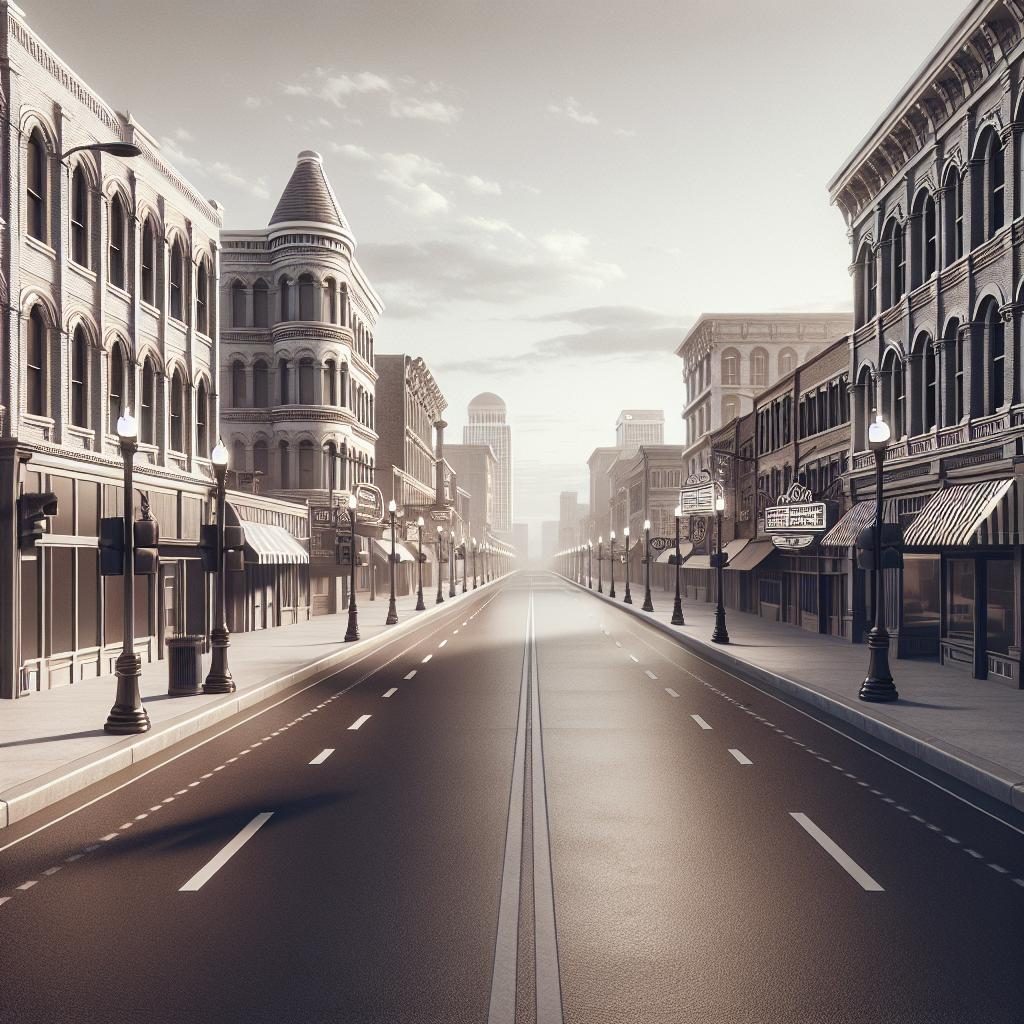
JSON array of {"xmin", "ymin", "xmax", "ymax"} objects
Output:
[
  {"xmin": 616, "ymin": 410, "xmax": 665, "ymax": 452},
  {"xmin": 463, "ymin": 393, "xmax": 512, "ymax": 534}
]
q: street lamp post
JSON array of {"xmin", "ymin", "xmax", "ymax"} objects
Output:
[
  {"xmin": 344, "ymin": 494, "xmax": 360, "ymax": 642},
  {"xmin": 386, "ymin": 499, "xmax": 399, "ymax": 625},
  {"xmin": 104, "ymin": 408, "xmax": 151, "ymax": 734},
  {"xmin": 597, "ymin": 536, "xmax": 604, "ymax": 593},
  {"xmin": 622, "ymin": 526, "xmax": 633, "ymax": 604},
  {"xmin": 609, "ymin": 531, "xmax": 617, "ymax": 599},
  {"xmin": 860, "ymin": 413, "xmax": 899, "ymax": 702},
  {"xmin": 711, "ymin": 494, "xmax": 730, "ymax": 644},
  {"xmin": 203, "ymin": 439, "xmax": 235, "ymax": 694},
  {"xmin": 415, "ymin": 516, "xmax": 426, "ymax": 611},
  {"xmin": 449, "ymin": 530, "xmax": 457, "ymax": 598},
  {"xmin": 461, "ymin": 535, "xmax": 468, "ymax": 593},
  {"xmin": 472, "ymin": 538, "xmax": 478, "ymax": 589},
  {"xmin": 642, "ymin": 519, "xmax": 654, "ymax": 612},
  {"xmin": 588, "ymin": 540, "xmax": 593, "ymax": 589},
  {"xmin": 671, "ymin": 505, "xmax": 685, "ymax": 626},
  {"xmin": 436, "ymin": 526, "xmax": 445, "ymax": 604}
]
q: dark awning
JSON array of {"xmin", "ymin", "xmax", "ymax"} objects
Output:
[
  {"xmin": 904, "ymin": 480, "xmax": 1016, "ymax": 547},
  {"xmin": 656, "ymin": 541, "xmax": 693, "ymax": 564},
  {"xmin": 725, "ymin": 540, "xmax": 775, "ymax": 571}
]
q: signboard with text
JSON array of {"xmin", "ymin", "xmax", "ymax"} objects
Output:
[
  {"xmin": 764, "ymin": 482, "xmax": 835, "ymax": 552},
  {"xmin": 679, "ymin": 470, "xmax": 715, "ymax": 517}
]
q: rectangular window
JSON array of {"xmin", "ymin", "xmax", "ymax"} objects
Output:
[
  {"xmin": 48, "ymin": 547, "xmax": 74, "ymax": 656},
  {"xmin": 21, "ymin": 554, "xmax": 39, "ymax": 662},
  {"xmin": 77, "ymin": 549, "xmax": 100, "ymax": 648},
  {"xmin": 986, "ymin": 559, "xmax": 1015, "ymax": 655},
  {"xmin": 946, "ymin": 558, "xmax": 975, "ymax": 643}
]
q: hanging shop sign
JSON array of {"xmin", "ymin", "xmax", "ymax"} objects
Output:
[
  {"xmin": 679, "ymin": 469, "xmax": 716, "ymax": 517},
  {"xmin": 764, "ymin": 482, "xmax": 835, "ymax": 551},
  {"xmin": 649, "ymin": 536, "xmax": 674, "ymax": 552},
  {"xmin": 354, "ymin": 483, "xmax": 385, "ymax": 526}
]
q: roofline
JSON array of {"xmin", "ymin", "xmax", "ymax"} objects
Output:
[
  {"xmin": 675, "ymin": 311, "xmax": 853, "ymax": 356},
  {"xmin": 826, "ymin": 0, "xmax": 985, "ymax": 196}
]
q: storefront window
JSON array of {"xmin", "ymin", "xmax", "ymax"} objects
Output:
[
  {"xmin": 986, "ymin": 559, "xmax": 1015, "ymax": 655},
  {"xmin": 21, "ymin": 555, "xmax": 39, "ymax": 662},
  {"xmin": 48, "ymin": 548, "xmax": 74, "ymax": 655},
  {"xmin": 946, "ymin": 559, "xmax": 974, "ymax": 643},
  {"xmin": 903, "ymin": 555, "xmax": 940, "ymax": 637},
  {"xmin": 78, "ymin": 550, "xmax": 100, "ymax": 649}
]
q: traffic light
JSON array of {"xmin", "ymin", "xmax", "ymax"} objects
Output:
[
  {"xmin": 99, "ymin": 516, "xmax": 125, "ymax": 575},
  {"xmin": 199, "ymin": 524, "xmax": 218, "ymax": 572},
  {"xmin": 133, "ymin": 518, "xmax": 160, "ymax": 576},
  {"xmin": 17, "ymin": 491, "xmax": 57, "ymax": 549},
  {"xmin": 200, "ymin": 524, "xmax": 246, "ymax": 573},
  {"xmin": 856, "ymin": 523, "xmax": 903, "ymax": 570}
]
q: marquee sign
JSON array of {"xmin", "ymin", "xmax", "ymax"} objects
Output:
[
  {"xmin": 679, "ymin": 470, "xmax": 716, "ymax": 517},
  {"xmin": 354, "ymin": 483, "xmax": 385, "ymax": 526},
  {"xmin": 649, "ymin": 536, "xmax": 674, "ymax": 552},
  {"xmin": 764, "ymin": 482, "xmax": 834, "ymax": 551}
]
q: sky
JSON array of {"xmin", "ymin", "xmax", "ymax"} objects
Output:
[{"xmin": 27, "ymin": 0, "xmax": 969, "ymax": 532}]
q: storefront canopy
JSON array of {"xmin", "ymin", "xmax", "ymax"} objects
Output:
[
  {"xmin": 656, "ymin": 541, "xmax": 693, "ymax": 564},
  {"xmin": 725, "ymin": 540, "xmax": 775, "ymax": 571},
  {"xmin": 241, "ymin": 522, "xmax": 309, "ymax": 565},
  {"xmin": 904, "ymin": 479, "xmax": 1018, "ymax": 547},
  {"xmin": 371, "ymin": 538, "xmax": 417, "ymax": 563},
  {"xmin": 684, "ymin": 539, "xmax": 747, "ymax": 571},
  {"xmin": 820, "ymin": 501, "xmax": 875, "ymax": 549}
]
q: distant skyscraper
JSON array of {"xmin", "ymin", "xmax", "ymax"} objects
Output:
[
  {"xmin": 464, "ymin": 393, "xmax": 512, "ymax": 533},
  {"xmin": 616, "ymin": 410, "xmax": 664, "ymax": 452}
]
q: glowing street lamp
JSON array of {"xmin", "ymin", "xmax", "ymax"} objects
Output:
[
  {"xmin": 622, "ymin": 526, "xmax": 633, "ymax": 604},
  {"xmin": 344, "ymin": 493, "xmax": 360, "ymax": 642},
  {"xmin": 671, "ymin": 504, "xmax": 685, "ymax": 626},
  {"xmin": 642, "ymin": 519, "xmax": 654, "ymax": 612},
  {"xmin": 711, "ymin": 493, "xmax": 729, "ymax": 644}
]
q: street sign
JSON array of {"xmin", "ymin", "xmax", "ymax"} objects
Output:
[
  {"xmin": 649, "ymin": 536, "xmax": 673, "ymax": 551},
  {"xmin": 679, "ymin": 470, "xmax": 715, "ymax": 516},
  {"xmin": 355, "ymin": 483, "xmax": 385, "ymax": 525},
  {"xmin": 771, "ymin": 535, "xmax": 815, "ymax": 551},
  {"xmin": 764, "ymin": 482, "xmax": 835, "ymax": 553}
]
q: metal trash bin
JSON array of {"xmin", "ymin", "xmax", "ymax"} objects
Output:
[{"xmin": 166, "ymin": 634, "xmax": 204, "ymax": 696}]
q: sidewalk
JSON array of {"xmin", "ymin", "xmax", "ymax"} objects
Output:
[
  {"xmin": 567, "ymin": 575, "xmax": 1024, "ymax": 813},
  {"xmin": 0, "ymin": 581, "xmax": 494, "ymax": 829}
]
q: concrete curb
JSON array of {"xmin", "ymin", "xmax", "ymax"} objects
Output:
[
  {"xmin": 0, "ymin": 577, "xmax": 506, "ymax": 831},
  {"xmin": 563, "ymin": 575, "xmax": 1024, "ymax": 815}
]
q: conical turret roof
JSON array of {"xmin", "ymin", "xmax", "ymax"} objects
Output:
[{"xmin": 269, "ymin": 150, "xmax": 349, "ymax": 230}]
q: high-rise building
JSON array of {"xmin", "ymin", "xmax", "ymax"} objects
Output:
[
  {"xmin": 616, "ymin": 410, "xmax": 664, "ymax": 452},
  {"xmin": 558, "ymin": 491, "xmax": 579, "ymax": 549},
  {"xmin": 463, "ymin": 393, "xmax": 512, "ymax": 534},
  {"xmin": 443, "ymin": 443, "xmax": 498, "ymax": 544}
]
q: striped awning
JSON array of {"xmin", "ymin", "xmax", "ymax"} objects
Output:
[
  {"xmin": 372, "ymin": 538, "xmax": 417, "ymax": 563},
  {"xmin": 656, "ymin": 541, "xmax": 693, "ymax": 564},
  {"xmin": 242, "ymin": 522, "xmax": 309, "ymax": 565},
  {"xmin": 683, "ymin": 539, "xmax": 747, "ymax": 571},
  {"xmin": 903, "ymin": 479, "xmax": 1017, "ymax": 547},
  {"xmin": 820, "ymin": 501, "xmax": 875, "ymax": 549},
  {"xmin": 725, "ymin": 540, "xmax": 775, "ymax": 572}
]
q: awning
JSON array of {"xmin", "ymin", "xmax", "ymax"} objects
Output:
[
  {"xmin": 242, "ymin": 522, "xmax": 309, "ymax": 565},
  {"xmin": 904, "ymin": 479, "xmax": 1018, "ymax": 547},
  {"xmin": 683, "ymin": 539, "xmax": 747, "ymax": 571},
  {"xmin": 725, "ymin": 540, "xmax": 776, "ymax": 571},
  {"xmin": 820, "ymin": 501, "xmax": 875, "ymax": 549},
  {"xmin": 371, "ymin": 538, "xmax": 417, "ymax": 563},
  {"xmin": 656, "ymin": 541, "xmax": 693, "ymax": 564}
]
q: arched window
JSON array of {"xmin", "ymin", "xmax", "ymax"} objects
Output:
[
  {"xmin": 140, "ymin": 358, "xmax": 156, "ymax": 444},
  {"xmin": 853, "ymin": 365, "xmax": 872, "ymax": 451},
  {"xmin": 943, "ymin": 166, "xmax": 964, "ymax": 266},
  {"xmin": 778, "ymin": 348, "xmax": 797, "ymax": 376},
  {"xmin": 253, "ymin": 360, "xmax": 269, "ymax": 407},
  {"xmin": 340, "ymin": 363, "xmax": 349, "ymax": 407},
  {"xmin": 911, "ymin": 190, "xmax": 937, "ymax": 288},
  {"xmin": 986, "ymin": 129, "xmax": 1005, "ymax": 238},
  {"xmin": 26, "ymin": 129, "xmax": 46, "ymax": 242},
  {"xmin": 325, "ymin": 277, "xmax": 337, "ymax": 323},
  {"xmin": 253, "ymin": 439, "xmax": 269, "ymax": 477},
  {"xmin": 325, "ymin": 358, "xmax": 337, "ymax": 405},
  {"xmin": 108, "ymin": 193, "xmax": 126, "ymax": 289},
  {"xmin": 722, "ymin": 395, "xmax": 739, "ymax": 422},
  {"xmin": 278, "ymin": 359, "xmax": 290, "ymax": 405},
  {"xmin": 369, "ymin": 395, "xmax": 374, "ymax": 428},
  {"xmin": 196, "ymin": 258, "xmax": 210, "ymax": 335},
  {"xmin": 981, "ymin": 298, "xmax": 1005, "ymax": 414},
  {"xmin": 108, "ymin": 342, "xmax": 128, "ymax": 435},
  {"xmin": 279, "ymin": 441, "xmax": 290, "ymax": 488},
  {"xmin": 71, "ymin": 165, "xmax": 89, "ymax": 267},
  {"xmin": 750, "ymin": 347, "xmax": 768, "ymax": 387},
  {"xmin": 253, "ymin": 279, "xmax": 269, "ymax": 328},
  {"xmin": 27, "ymin": 307, "xmax": 47, "ymax": 417},
  {"xmin": 339, "ymin": 282, "xmax": 349, "ymax": 326},
  {"xmin": 196, "ymin": 379, "xmax": 209, "ymax": 455},
  {"xmin": 299, "ymin": 440, "xmax": 315, "ymax": 488},
  {"xmin": 141, "ymin": 216, "xmax": 157, "ymax": 306},
  {"xmin": 279, "ymin": 277, "xmax": 291, "ymax": 322},
  {"xmin": 857, "ymin": 243, "xmax": 877, "ymax": 325},
  {"xmin": 169, "ymin": 238, "xmax": 185, "ymax": 321},
  {"xmin": 949, "ymin": 319, "xmax": 965, "ymax": 423},
  {"xmin": 911, "ymin": 334, "xmax": 936, "ymax": 436},
  {"xmin": 70, "ymin": 325, "xmax": 89, "ymax": 427},
  {"xmin": 298, "ymin": 357, "xmax": 315, "ymax": 405},
  {"xmin": 232, "ymin": 360, "xmax": 246, "ymax": 407},
  {"xmin": 232, "ymin": 440, "xmax": 246, "ymax": 472},
  {"xmin": 170, "ymin": 368, "xmax": 187, "ymax": 452},
  {"xmin": 881, "ymin": 349, "xmax": 905, "ymax": 439},
  {"xmin": 720, "ymin": 347, "xmax": 739, "ymax": 386},
  {"xmin": 298, "ymin": 274, "xmax": 316, "ymax": 321},
  {"xmin": 231, "ymin": 281, "xmax": 246, "ymax": 328},
  {"xmin": 882, "ymin": 218, "xmax": 904, "ymax": 308},
  {"xmin": 324, "ymin": 441, "xmax": 338, "ymax": 490}
]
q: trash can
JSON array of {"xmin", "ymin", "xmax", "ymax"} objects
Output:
[{"xmin": 166, "ymin": 634, "xmax": 204, "ymax": 696}]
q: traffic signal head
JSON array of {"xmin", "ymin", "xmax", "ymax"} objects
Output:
[
  {"xmin": 99, "ymin": 516, "xmax": 126, "ymax": 575},
  {"xmin": 18, "ymin": 491, "xmax": 57, "ymax": 549}
]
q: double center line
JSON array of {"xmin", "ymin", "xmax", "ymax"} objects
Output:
[{"xmin": 488, "ymin": 590, "xmax": 563, "ymax": 1024}]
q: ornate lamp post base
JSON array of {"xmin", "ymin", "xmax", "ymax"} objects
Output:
[
  {"xmin": 104, "ymin": 653, "xmax": 150, "ymax": 734},
  {"xmin": 859, "ymin": 627, "xmax": 898, "ymax": 701},
  {"xmin": 203, "ymin": 628, "xmax": 236, "ymax": 693},
  {"xmin": 671, "ymin": 597, "xmax": 685, "ymax": 626},
  {"xmin": 642, "ymin": 588, "xmax": 654, "ymax": 612},
  {"xmin": 345, "ymin": 606, "xmax": 360, "ymax": 642},
  {"xmin": 386, "ymin": 596, "xmax": 399, "ymax": 625}
]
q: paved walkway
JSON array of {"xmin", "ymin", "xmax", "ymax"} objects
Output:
[
  {"xmin": 570, "ymin": 575, "xmax": 1024, "ymax": 812},
  {"xmin": 0, "ymin": 581, "xmax": 493, "ymax": 827}
]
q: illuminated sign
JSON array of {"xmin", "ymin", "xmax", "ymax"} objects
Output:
[
  {"xmin": 679, "ymin": 470, "xmax": 715, "ymax": 516},
  {"xmin": 763, "ymin": 482, "xmax": 834, "ymax": 548},
  {"xmin": 771, "ymin": 535, "xmax": 816, "ymax": 551}
]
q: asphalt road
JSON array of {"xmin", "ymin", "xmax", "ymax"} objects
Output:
[{"xmin": 1, "ymin": 571, "xmax": 1022, "ymax": 1023}]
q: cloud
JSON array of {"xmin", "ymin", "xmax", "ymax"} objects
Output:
[
  {"xmin": 172, "ymin": 127, "xmax": 194, "ymax": 143},
  {"xmin": 387, "ymin": 181, "xmax": 450, "ymax": 217},
  {"xmin": 460, "ymin": 216, "xmax": 525, "ymax": 240},
  {"xmin": 464, "ymin": 174, "xmax": 501, "ymax": 196},
  {"xmin": 389, "ymin": 96, "xmax": 461, "ymax": 124},
  {"xmin": 243, "ymin": 96, "xmax": 263, "ymax": 110},
  {"xmin": 285, "ymin": 70, "xmax": 392, "ymax": 104},
  {"xmin": 541, "ymin": 230, "xmax": 591, "ymax": 261},
  {"xmin": 547, "ymin": 97, "xmax": 598, "ymax": 125},
  {"xmin": 159, "ymin": 135, "xmax": 269, "ymax": 200},
  {"xmin": 532, "ymin": 306, "xmax": 683, "ymax": 328}
]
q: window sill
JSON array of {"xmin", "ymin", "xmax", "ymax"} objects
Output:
[
  {"xmin": 139, "ymin": 299, "xmax": 161, "ymax": 318},
  {"xmin": 68, "ymin": 261, "xmax": 97, "ymax": 283},
  {"xmin": 106, "ymin": 282, "xmax": 131, "ymax": 302},
  {"xmin": 22, "ymin": 412, "xmax": 55, "ymax": 428},
  {"xmin": 168, "ymin": 315, "xmax": 188, "ymax": 330},
  {"xmin": 24, "ymin": 235, "xmax": 56, "ymax": 259}
]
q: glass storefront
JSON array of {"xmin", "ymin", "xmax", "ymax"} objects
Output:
[
  {"xmin": 902, "ymin": 555, "xmax": 940, "ymax": 658},
  {"xmin": 986, "ymin": 559, "xmax": 1015, "ymax": 655},
  {"xmin": 946, "ymin": 559, "xmax": 974, "ymax": 643}
]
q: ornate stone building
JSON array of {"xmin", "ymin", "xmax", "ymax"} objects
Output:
[
  {"xmin": 463, "ymin": 392, "xmax": 512, "ymax": 536},
  {"xmin": 0, "ymin": 2, "xmax": 223, "ymax": 697},
  {"xmin": 220, "ymin": 150, "xmax": 383, "ymax": 502},
  {"xmin": 828, "ymin": 0, "xmax": 1024, "ymax": 684}
]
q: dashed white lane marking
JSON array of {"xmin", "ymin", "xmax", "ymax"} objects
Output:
[
  {"xmin": 309, "ymin": 748, "xmax": 335, "ymax": 765},
  {"xmin": 65, "ymin": 854, "xmax": 84, "ymax": 863},
  {"xmin": 453, "ymin": 629, "xmax": 459, "ymax": 635},
  {"xmin": 965, "ymin": 849, "xmax": 984, "ymax": 859},
  {"xmin": 134, "ymin": 813, "xmax": 148, "ymax": 820},
  {"xmin": 665, "ymin": 688, "xmax": 680, "ymax": 698},
  {"xmin": 422, "ymin": 654, "xmax": 433, "ymax": 664},
  {"xmin": 383, "ymin": 687, "xmax": 398, "ymax": 698},
  {"xmin": 149, "ymin": 806, "xmax": 162, "ymax": 812},
  {"xmin": 1015, "ymin": 878, "xmax": 1024, "ymax": 888},
  {"xmin": 614, "ymin": 641, "xmax": 622, "ymax": 648},
  {"xmin": 463, "ymin": 621, "xmax": 468, "ymax": 626},
  {"xmin": 404, "ymin": 670, "xmax": 417, "ymax": 680},
  {"xmin": 790, "ymin": 813, "xmax": 884, "ymax": 892},
  {"xmin": 16, "ymin": 881, "xmax": 36, "ymax": 891},
  {"xmin": 629, "ymin": 654, "xmax": 639, "ymax": 663},
  {"xmin": 100, "ymin": 833, "xmax": 118, "ymax": 842},
  {"xmin": 690, "ymin": 715, "xmax": 712, "ymax": 730},
  {"xmin": 179, "ymin": 812, "xmax": 274, "ymax": 892},
  {"xmin": 188, "ymin": 781, "xmax": 202, "ymax": 788},
  {"xmin": 175, "ymin": 789, "xmax": 188, "ymax": 795},
  {"xmin": 990, "ymin": 863, "xmax": 1009, "ymax": 874},
  {"xmin": 645, "ymin": 669, "xmax": 657, "ymax": 679},
  {"xmin": 439, "ymin": 640, "xmax": 448, "ymax": 648},
  {"xmin": 0, "ymin": 897, "xmax": 11, "ymax": 907},
  {"xmin": 348, "ymin": 714, "xmax": 372, "ymax": 731},
  {"xmin": 84, "ymin": 844, "xmax": 101, "ymax": 852},
  {"xmin": 728, "ymin": 749, "xmax": 753, "ymax": 765},
  {"xmin": 119, "ymin": 822, "xmax": 134, "ymax": 830},
  {"xmin": 42, "ymin": 866, "xmax": 61, "ymax": 876}
]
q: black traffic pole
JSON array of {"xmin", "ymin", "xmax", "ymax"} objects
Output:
[
  {"xmin": 622, "ymin": 527, "xmax": 633, "ymax": 604},
  {"xmin": 609, "ymin": 531, "xmax": 616, "ymax": 598},
  {"xmin": 436, "ymin": 526, "xmax": 445, "ymax": 604},
  {"xmin": 386, "ymin": 500, "xmax": 399, "ymax": 625},
  {"xmin": 415, "ymin": 516, "xmax": 426, "ymax": 611},
  {"xmin": 203, "ymin": 440, "xmax": 235, "ymax": 693},
  {"xmin": 642, "ymin": 519, "xmax": 654, "ymax": 612},
  {"xmin": 671, "ymin": 506, "xmax": 685, "ymax": 626},
  {"xmin": 711, "ymin": 494, "xmax": 730, "ymax": 644},
  {"xmin": 344, "ymin": 494, "xmax": 360, "ymax": 642},
  {"xmin": 472, "ymin": 538, "xmax": 478, "ymax": 589},
  {"xmin": 449, "ymin": 530, "xmax": 457, "ymax": 598},
  {"xmin": 597, "ymin": 537, "xmax": 603, "ymax": 593}
]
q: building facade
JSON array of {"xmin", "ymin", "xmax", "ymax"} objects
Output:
[
  {"xmin": 463, "ymin": 391, "xmax": 512, "ymax": 535},
  {"xmin": 677, "ymin": 313, "xmax": 851, "ymax": 478},
  {"xmin": 0, "ymin": 3, "xmax": 224, "ymax": 698},
  {"xmin": 828, "ymin": 0, "xmax": 1024, "ymax": 685},
  {"xmin": 615, "ymin": 409, "xmax": 664, "ymax": 452},
  {"xmin": 587, "ymin": 445, "xmax": 622, "ymax": 544},
  {"xmin": 444, "ymin": 442, "xmax": 497, "ymax": 544}
]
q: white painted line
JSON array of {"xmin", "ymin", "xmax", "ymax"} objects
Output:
[
  {"xmin": 665, "ymin": 688, "xmax": 680, "ymax": 698},
  {"xmin": 990, "ymin": 863, "xmax": 1009, "ymax": 874},
  {"xmin": 226, "ymin": 758, "xmax": 238, "ymax": 764},
  {"xmin": 690, "ymin": 714, "xmax": 712, "ymax": 730},
  {"xmin": 188, "ymin": 782, "xmax": 201, "ymax": 788},
  {"xmin": 175, "ymin": 789, "xmax": 188, "ymax": 795},
  {"xmin": 119, "ymin": 822, "xmax": 133, "ymax": 830},
  {"xmin": 645, "ymin": 670, "xmax": 658, "ymax": 679},
  {"xmin": 614, "ymin": 641, "xmax": 622, "ymax": 648},
  {"xmin": 463, "ymin": 621, "xmax": 468, "ymax": 626},
  {"xmin": 404, "ymin": 670, "xmax": 417, "ymax": 680},
  {"xmin": 422, "ymin": 654, "xmax": 432, "ymax": 664},
  {"xmin": 42, "ymin": 866, "xmax": 61, "ymax": 876},
  {"xmin": 453, "ymin": 629, "xmax": 459, "ymax": 635},
  {"xmin": 84, "ymin": 844, "xmax": 101, "ymax": 852},
  {"xmin": 179, "ymin": 812, "xmax": 274, "ymax": 892},
  {"xmin": 728, "ymin": 749, "xmax": 753, "ymax": 765},
  {"xmin": 383, "ymin": 687, "xmax": 398, "ymax": 698},
  {"xmin": 16, "ymin": 881, "xmax": 36, "ymax": 891},
  {"xmin": 439, "ymin": 640, "xmax": 448, "ymax": 648},
  {"xmin": 348, "ymin": 714, "xmax": 372, "ymax": 731},
  {"xmin": 134, "ymin": 813, "xmax": 147, "ymax": 820},
  {"xmin": 789, "ymin": 813, "xmax": 884, "ymax": 892},
  {"xmin": 213, "ymin": 766, "xmax": 225, "ymax": 772},
  {"xmin": 629, "ymin": 654, "xmax": 639, "ymax": 663},
  {"xmin": 149, "ymin": 806, "xmax": 163, "ymax": 812},
  {"xmin": 0, "ymin": 897, "xmax": 11, "ymax": 907},
  {"xmin": 201, "ymin": 773, "xmax": 214, "ymax": 779},
  {"xmin": 100, "ymin": 833, "xmax": 118, "ymax": 842},
  {"xmin": 309, "ymin": 748, "xmax": 335, "ymax": 765},
  {"xmin": 65, "ymin": 854, "xmax": 84, "ymax": 863}
]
